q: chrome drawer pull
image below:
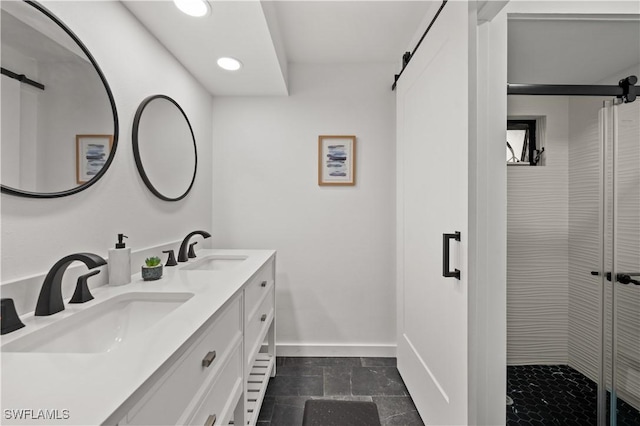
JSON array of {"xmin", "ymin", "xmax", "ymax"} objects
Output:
[
  {"xmin": 204, "ymin": 414, "xmax": 216, "ymax": 426},
  {"xmin": 261, "ymin": 314, "xmax": 267, "ymax": 322},
  {"xmin": 261, "ymin": 280, "xmax": 267, "ymax": 287},
  {"xmin": 202, "ymin": 350, "xmax": 216, "ymax": 367}
]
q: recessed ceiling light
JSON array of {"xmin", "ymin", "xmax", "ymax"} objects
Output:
[
  {"xmin": 173, "ymin": 0, "xmax": 210, "ymax": 17},
  {"xmin": 217, "ymin": 57, "xmax": 242, "ymax": 71}
]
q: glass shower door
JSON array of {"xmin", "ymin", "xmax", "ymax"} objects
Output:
[{"xmin": 608, "ymin": 99, "xmax": 640, "ymax": 426}]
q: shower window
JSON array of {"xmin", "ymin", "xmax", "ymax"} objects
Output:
[{"xmin": 507, "ymin": 119, "xmax": 544, "ymax": 165}]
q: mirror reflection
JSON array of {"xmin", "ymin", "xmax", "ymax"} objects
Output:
[
  {"xmin": 132, "ymin": 95, "xmax": 197, "ymax": 201},
  {"xmin": 1, "ymin": 1, "xmax": 117, "ymax": 197}
]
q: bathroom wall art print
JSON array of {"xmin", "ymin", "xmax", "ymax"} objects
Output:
[
  {"xmin": 318, "ymin": 135, "xmax": 356, "ymax": 186},
  {"xmin": 76, "ymin": 134, "xmax": 113, "ymax": 184}
]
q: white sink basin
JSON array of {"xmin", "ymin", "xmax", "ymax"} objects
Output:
[
  {"xmin": 181, "ymin": 255, "xmax": 247, "ymax": 271},
  {"xmin": 2, "ymin": 292, "xmax": 193, "ymax": 354}
]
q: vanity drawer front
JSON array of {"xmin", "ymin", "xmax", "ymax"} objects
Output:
[
  {"xmin": 127, "ymin": 296, "xmax": 242, "ymax": 426},
  {"xmin": 244, "ymin": 260, "xmax": 274, "ymax": 321},
  {"xmin": 245, "ymin": 286, "xmax": 274, "ymax": 365},
  {"xmin": 187, "ymin": 343, "xmax": 243, "ymax": 426}
]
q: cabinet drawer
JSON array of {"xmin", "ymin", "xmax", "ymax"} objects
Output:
[
  {"xmin": 187, "ymin": 343, "xmax": 243, "ymax": 426},
  {"xmin": 245, "ymin": 286, "xmax": 274, "ymax": 366},
  {"xmin": 127, "ymin": 296, "xmax": 242, "ymax": 426},
  {"xmin": 244, "ymin": 260, "xmax": 274, "ymax": 321}
]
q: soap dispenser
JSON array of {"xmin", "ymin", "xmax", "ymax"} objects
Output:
[{"xmin": 108, "ymin": 234, "xmax": 131, "ymax": 286}]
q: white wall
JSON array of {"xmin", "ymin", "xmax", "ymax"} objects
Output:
[
  {"xmin": 37, "ymin": 56, "xmax": 112, "ymax": 192},
  {"xmin": 597, "ymin": 63, "xmax": 640, "ymax": 86},
  {"xmin": 1, "ymin": 46, "xmax": 39, "ymax": 192},
  {"xmin": 507, "ymin": 95, "xmax": 570, "ymax": 365},
  {"xmin": 211, "ymin": 63, "xmax": 396, "ymax": 356},
  {"xmin": 1, "ymin": 1, "xmax": 213, "ymax": 315},
  {"xmin": 1, "ymin": 76, "xmax": 23, "ymax": 189}
]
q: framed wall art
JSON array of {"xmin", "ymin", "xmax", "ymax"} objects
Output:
[
  {"xmin": 318, "ymin": 135, "xmax": 356, "ymax": 186},
  {"xmin": 76, "ymin": 134, "xmax": 113, "ymax": 184}
]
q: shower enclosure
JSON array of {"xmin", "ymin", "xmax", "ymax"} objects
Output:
[
  {"xmin": 506, "ymin": 91, "xmax": 639, "ymax": 425},
  {"xmin": 502, "ymin": 7, "xmax": 640, "ymax": 424},
  {"xmin": 600, "ymin": 97, "xmax": 640, "ymax": 425}
]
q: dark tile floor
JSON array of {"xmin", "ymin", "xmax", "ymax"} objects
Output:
[
  {"xmin": 257, "ymin": 357, "xmax": 424, "ymax": 426},
  {"xmin": 507, "ymin": 365, "xmax": 640, "ymax": 426}
]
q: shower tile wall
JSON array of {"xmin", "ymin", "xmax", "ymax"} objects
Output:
[{"xmin": 507, "ymin": 96, "xmax": 570, "ymax": 365}]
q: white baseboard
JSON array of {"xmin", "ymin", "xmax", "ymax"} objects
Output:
[{"xmin": 275, "ymin": 343, "xmax": 397, "ymax": 358}]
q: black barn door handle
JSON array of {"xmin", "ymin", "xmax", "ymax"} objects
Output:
[{"xmin": 443, "ymin": 231, "xmax": 461, "ymax": 280}]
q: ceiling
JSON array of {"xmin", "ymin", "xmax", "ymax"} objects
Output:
[
  {"xmin": 122, "ymin": 0, "xmax": 433, "ymax": 96},
  {"xmin": 272, "ymin": 1, "xmax": 432, "ymax": 64},
  {"xmin": 2, "ymin": 10, "xmax": 83, "ymax": 64},
  {"xmin": 508, "ymin": 17, "xmax": 640, "ymax": 85},
  {"xmin": 2, "ymin": 1, "xmax": 87, "ymax": 63},
  {"xmin": 122, "ymin": 2, "xmax": 640, "ymax": 96}
]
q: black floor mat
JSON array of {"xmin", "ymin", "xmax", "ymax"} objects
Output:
[{"xmin": 302, "ymin": 399, "xmax": 382, "ymax": 426}]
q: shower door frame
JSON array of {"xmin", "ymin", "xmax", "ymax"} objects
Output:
[
  {"xmin": 598, "ymin": 100, "xmax": 611, "ymax": 426},
  {"xmin": 602, "ymin": 98, "xmax": 640, "ymax": 425}
]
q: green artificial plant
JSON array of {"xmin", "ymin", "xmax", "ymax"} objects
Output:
[{"xmin": 145, "ymin": 256, "xmax": 161, "ymax": 267}]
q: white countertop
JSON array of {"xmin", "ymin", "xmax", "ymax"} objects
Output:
[{"xmin": 0, "ymin": 249, "xmax": 275, "ymax": 425}]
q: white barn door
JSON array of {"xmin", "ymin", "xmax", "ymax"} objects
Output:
[{"xmin": 396, "ymin": 2, "xmax": 470, "ymax": 424}]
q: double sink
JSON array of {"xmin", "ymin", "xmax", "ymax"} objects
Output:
[{"xmin": 1, "ymin": 255, "xmax": 248, "ymax": 354}]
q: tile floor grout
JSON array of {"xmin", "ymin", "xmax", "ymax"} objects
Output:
[{"xmin": 257, "ymin": 357, "xmax": 424, "ymax": 426}]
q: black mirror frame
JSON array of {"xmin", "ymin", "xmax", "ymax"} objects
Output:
[
  {"xmin": 132, "ymin": 94, "xmax": 198, "ymax": 202},
  {"xmin": 0, "ymin": 1, "xmax": 119, "ymax": 198}
]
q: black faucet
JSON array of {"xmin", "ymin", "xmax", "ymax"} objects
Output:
[
  {"xmin": 35, "ymin": 253, "xmax": 107, "ymax": 316},
  {"xmin": 178, "ymin": 230, "xmax": 211, "ymax": 262},
  {"xmin": 1, "ymin": 299, "xmax": 25, "ymax": 334}
]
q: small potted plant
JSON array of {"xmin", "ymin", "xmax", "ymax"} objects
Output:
[{"xmin": 142, "ymin": 256, "xmax": 163, "ymax": 281}]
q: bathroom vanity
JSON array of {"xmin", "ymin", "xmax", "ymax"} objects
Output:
[{"xmin": 0, "ymin": 249, "xmax": 276, "ymax": 426}]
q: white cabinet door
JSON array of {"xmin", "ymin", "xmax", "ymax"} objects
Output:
[{"xmin": 396, "ymin": 2, "xmax": 469, "ymax": 424}]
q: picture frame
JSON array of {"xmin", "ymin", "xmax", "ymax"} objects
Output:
[
  {"xmin": 318, "ymin": 135, "xmax": 356, "ymax": 186},
  {"xmin": 76, "ymin": 134, "xmax": 113, "ymax": 184}
]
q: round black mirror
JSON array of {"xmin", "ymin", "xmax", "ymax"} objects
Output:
[
  {"xmin": 0, "ymin": 0, "xmax": 118, "ymax": 198},
  {"xmin": 132, "ymin": 95, "xmax": 197, "ymax": 202}
]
